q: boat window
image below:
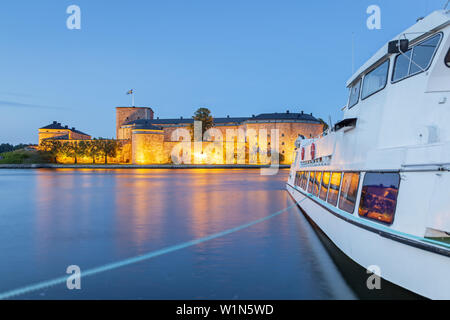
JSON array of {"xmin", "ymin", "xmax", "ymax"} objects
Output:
[
  {"xmin": 307, "ymin": 171, "xmax": 315, "ymax": 194},
  {"xmin": 358, "ymin": 172, "xmax": 400, "ymax": 225},
  {"xmin": 327, "ymin": 172, "xmax": 342, "ymax": 207},
  {"xmin": 392, "ymin": 33, "xmax": 442, "ymax": 82},
  {"xmin": 313, "ymin": 172, "xmax": 322, "ymax": 196},
  {"xmin": 303, "ymin": 171, "xmax": 309, "ymax": 190},
  {"xmin": 392, "ymin": 50, "xmax": 412, "ymax": 81},
  {"xmin": 301, "ymin": 171, "xmax": 307, "ymax": 190},
  {"xmin": 410, "ymin": 35, "xmax": 441, "ymax": 73},
  {"xmin": 348, "ymin": 79, "xmax": 361, "ymax": 108},
  {"xmin": 446, "ymin": 48, "xmax": 450, "ymax": 68},
  {"xmin": 319, "ymin": 172, "xmax": 331, "ymax": 201},
  {"xmin": 338, "ymin": 172, "xmax": 360, "ymax": 214},
  {"xmin": 361, "ymin": 60, "xmax": 389, "ymax": 99},
  {"xmin": 301, "ymin": 171, "xmax": 307, "ymax": 189},
  {"xmin": 295, "ymin": 171, "xmax": 302, "ymax": 187}
]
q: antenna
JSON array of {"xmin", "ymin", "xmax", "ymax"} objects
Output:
[{"xmin": 352, "ymin": 32, "xmax": 355, "ymax": 74}]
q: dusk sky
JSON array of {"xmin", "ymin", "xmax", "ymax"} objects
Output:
[{"xmin": 0, "ymin": 0, "xmax": 441, "ymax": 144}]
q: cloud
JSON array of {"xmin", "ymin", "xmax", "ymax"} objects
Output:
[
  {"xmin": 0, "ymin": 91, "xmax": 36, "ymax": 98},
  {"xmin": 0, "ymin": 100, "xmax": 67, "ymax": 110}
]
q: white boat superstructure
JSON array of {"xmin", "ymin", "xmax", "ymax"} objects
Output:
[{"xmin": 287, "ymin": 10, "xmax": 450, "ymax": 299}]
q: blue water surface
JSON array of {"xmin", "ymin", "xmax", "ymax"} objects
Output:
[{"xmin": 0, "ymin": 169, "xmax": 355, "ymax": 300}]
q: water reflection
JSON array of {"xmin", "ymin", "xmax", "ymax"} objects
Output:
[{"xmin": 0, "ymin": 169, "xmax": 415, "ymax": 299}]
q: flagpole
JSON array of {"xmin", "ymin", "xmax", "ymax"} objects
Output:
[{"xmin": 127, "ymin": 89, "xmax": 135, "ymax": 107}]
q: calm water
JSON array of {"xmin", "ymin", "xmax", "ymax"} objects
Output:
[{"xmin": 0, "ymin": 169, "xmax": 383, "ymax": 299}]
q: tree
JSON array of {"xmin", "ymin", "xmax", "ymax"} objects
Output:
[
  {"xmin": 38, "ymin": 139, "xmax": 119, "ymax": 164},
  {"xmin": 96, "ymin": 140, "xmax": 107, "ymax": 164},
  {"xmin": 77, "ymin": 140, "xmax": 89, "ymax": 163},
  {"xmin": 88, "ymin": 139, "xmax": 100, "ymax": 164},
  {"xmin": 97, "ymin": 139, "xmax": 118, "ymax": 164},
  {"xmin": 70, "ymin": 141, "xmax": 80, "ymax": 164},
  {"xmin": 318, "ymin": 118, "xmax": 329, "ymax": 133},
  {"xmin": 12, "ymin": 144, "xmax": 29, "ymax": 151},
  {"xmin": 60, "ymin": 142, "xmax": 75, "ymax": 163},
  {"xmin": 189, "ymin": 107, "xmax": 214, "ymax": 139},
  {"xmin": 0, "ymin": 143, "xmax": 14, "ymax": 153},
  {"xmin": 39, "ymin": 140, "xmax": 62, "ymax": 163},
  {"xmin": 0, "ymin": 143, "xmax": 30, "ymax": 154}
]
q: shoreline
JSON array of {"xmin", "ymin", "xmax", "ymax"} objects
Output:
[{"xmin": 0, "ymin": 164, "xmax": 291, "ymax": 170}]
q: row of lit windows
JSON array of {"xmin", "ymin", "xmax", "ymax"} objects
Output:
[{"xmin": 294, "ymin": 170, "xmax": 401, "ymax": 225}]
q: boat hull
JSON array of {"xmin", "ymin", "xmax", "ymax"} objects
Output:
[{"xmin": 286, "ymin": 183, "xmax": 450, "ymax": 300}]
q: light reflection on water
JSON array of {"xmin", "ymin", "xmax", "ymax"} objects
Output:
[{"xmin": 0, "ymin": 169, "xmax": 358, "ymax": 299}]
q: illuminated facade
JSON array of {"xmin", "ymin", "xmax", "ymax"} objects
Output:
[
  {"xmin": 116, "ymin": 107, "xmax": 324, "ymax": 165},
  {"xmin": 38, "ymin": 121, "xmax": 91, "ymax": 145},
  {"xmin": 38, "ymin": 108, "xmax": 323, "ymax": 165}
]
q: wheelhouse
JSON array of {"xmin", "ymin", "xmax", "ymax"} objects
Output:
[{"xmin": 346, "ymin": 31, "xmax": 446, "ymax": 110}]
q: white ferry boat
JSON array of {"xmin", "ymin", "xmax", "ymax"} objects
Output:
[{"xmin": 287, "ymin": 9, "xmax": 450, "ymax": 299}]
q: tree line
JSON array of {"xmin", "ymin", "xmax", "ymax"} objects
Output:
[
  {"xmin": 0, "ymin": 143, "xmax": 31, "ymax": 154},
  {"xmin": 40, "ymin": 139, "xmax": 120, "ymax": 164}
]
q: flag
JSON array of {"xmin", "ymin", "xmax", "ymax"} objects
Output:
[{"xmin": 127, "ymin": 89, "xmax": 134, "ymax": 95}]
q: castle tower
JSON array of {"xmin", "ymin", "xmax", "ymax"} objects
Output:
[
  {"xmin": 132, "ymin": 126, "xmax": 165, "ymax": 164},
  {"xmin": 116, "ymin": 107, "xmax": 154, "ymax": 139}
]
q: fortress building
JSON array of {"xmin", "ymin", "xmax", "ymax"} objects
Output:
[
  {"xmin": 116, "ymin": 106, "xmax": 324, "ymax": 164},
  {"xmin": 39, "ymin": 121, "xmax": 91, "ymax": 145},
  {"xmin": 38, "ymin": 106, "xmax": 324, "ymax": 165}
]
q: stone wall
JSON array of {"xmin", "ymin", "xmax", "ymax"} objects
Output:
[
  {"xmin": 116, "ymin": 140, "xmax": 132, "ymax": 164},
  {"xmin": 161, "ymin": 140, "xmax": 278, "ymax": 165},
  {"xmin": 117, "ymin": 126, "xmax": 134, "ymax": 140},
  {"xmin": 162, "ymin": 141, "xmax": 228, "ymax": 165},
  {"xmin": 116, "ymin": 107, "xmax": 154, "ymax": 139},
  {"xmin": 243, "ymin": 122, "xmax": 324, "ymax": 163},
  {"xmin": 209, "ymin": 125, "xmax": 242, "ymax": 141},
  {"xmin": 161, "ymin": 125, "xmax": 190, "ymax": 142},
  {"xmin": 155, "ymin": 122, "xmax": 324, "ymax": 165},
  {"xmin": 131, "ymin": 130, "xmax": 165, "ymax": 164}
]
